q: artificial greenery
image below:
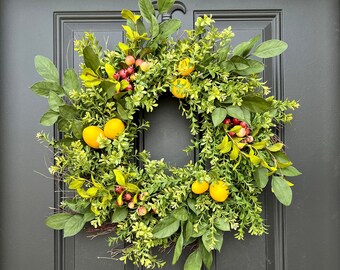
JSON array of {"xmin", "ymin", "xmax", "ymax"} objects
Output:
[{"xmin": 32, "ymin": 0, "xmax": 300, "ymax": 269}]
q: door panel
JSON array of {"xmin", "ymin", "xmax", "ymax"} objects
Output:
[{"xmin": 1, "ymin": 0, "xmax": 339, "ymax": 270}]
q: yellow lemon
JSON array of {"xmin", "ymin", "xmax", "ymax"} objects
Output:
[
  {"xmin": 209, "ymin": 180, "xmax": 229, "ymax": 202},
  {"xmin": 82, "ymin": 126, "xmax": 105, "ymax": 149},
  {"xmin": 191, "ymin": 180, "xmax": 209, "ymax": 194},
  {"xmin": 104, "ymin": 118, "xmax": 125, "ymax": 139},
  {"xmin": 171, "ymin": 78, "xmax": 190, "ymax": 98},
  {"xmin": 177, "ymin": 58, "xmax": 195, "ymax": 76}
]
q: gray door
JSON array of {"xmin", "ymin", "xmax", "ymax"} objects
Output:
[{"xmin": 1, "ymin": 0, "xmax": 339, "ymax": 270}]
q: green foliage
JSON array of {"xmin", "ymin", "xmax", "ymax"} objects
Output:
[{"xmin": 32, "ymin": 2, "xmax": 300, "ymax": 269}]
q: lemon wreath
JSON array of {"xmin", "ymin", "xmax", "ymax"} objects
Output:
[{"xmin": 32, "ymin": 0, "xmax": 300, "ymax": 269}]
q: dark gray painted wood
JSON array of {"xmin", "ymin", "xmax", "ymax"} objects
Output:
[{"xmin": 0, "ymin": 0, "xmax": 339, "ymax": 270}]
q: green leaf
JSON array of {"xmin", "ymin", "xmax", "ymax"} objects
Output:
[
  {"xmin": 34, "ymin": 55, "xmax": 59, "ymax": 83},
  {"xmin": 113, "ymin": 169, "xmax": 126, "ymax": 186},
  {"xmin": 187, "ymin": 198, "xmax": 200, "ymax": 215},
  {"xmin": 212, "ymin": 107, "xmax": 227, "ymax": 127},
  {"xmin": 183, "ymin": 221, "xmax": 193, "ymax": 243},
  {"xmin": 83, "ymin": 46, "xmax": 100, "ymax": 72},
  {"xmin": 215, "ymin": 230, "xmax": 224, "ymax": 252},
  {"xmin": 101, "ymin": 81, "xmax": 116, "ymax": 98},
  {"xmin": 158, "ymin": 19, "xmax": 181, "ymax": 40},
  {"xmin": 68, "ymin": 178, "xmax": 85, "ymax": 189},
  {"xmin": 173, "ymin": 207, "xmax": 188, "ymax": 221},
  {"xmin": 117, "ymin": 102, "xmax": 129, "ymax": 120},
  {"xmin": 199, "ymin": 241, "xmax": 213, "ymax": 269},
  {"xmin": 254, "ymin": 167, "xmax": 269, "ymax": 188},
  {"xmin": 242, "ymin": 96, "xmax": 271, "ymax": 113},
  {"xmin": 214, "ymin": 218, "xmax": 230, "ymax": 231},
  {"xmin": 126, "ymin": 183, "xmax": 139, "ymax": 193},
  {"xmin": 40, "ymin": 110, "xmax": 59, "ymax": 126},
  {"xmin": 64, "ymin": 199, "xmax": 90, "ymax": 214},
  {"xmin": 63, "ymin": 69, "xmax": 80, "ymax": 96},
  {"xmin": 48, "ymin": 91, "xmax": 64, "ymax": 112},
  {"xmin": 267, "ymin": 143, "xmax": 284, "ymax": 152},
  {"xmin": 280, "ymin": 166, "xmax": 302, "ymax": 177},
  {"xmin": 157, "ymin": 0, "xmax": 176, "ymax": 13},
  {"xmin": 222, "ymin": 60, "xmax": 235, "ymax": 72},
  {"xmin": 230, "ymin": 143, "xmax": 240, "ymax": 160},
  {"xmin": 202, "ymin": 230, "xmax": 223, "ymax": 252},
  {"xmin": 71, "ymin": 120, "xmax": 83, "ymax": 139},
  {"xmin": 172, "ymin": 231, "xmax": 184, "ymax": 265},
  {"xmin": 150, "ymin": 15, "xmax": 160, "ymax": 38},
  {"xmin": 184, "ymin": 249, "xmax": 202, "ymax": 270},
  {"xmin": 153, "ymin": 216, "xmax": 180, "ymax": 238},
  {"xmin": 230, "ymin": 55, "xmax": 249, "ymax": 70},
  {"xmin": 30, "ymin": 81, "xmax": 64, "ymax": 97},
  {"xmin": 225, "ymin": 106, "xmax": 251, "ymax": 124},
  {"xmin": 138, "ymin": 0, "xmax": 155, "ymax": 23},
  {"xmin": 272, "ymin": 176, "xmax": 292, "ymax": 206},
  {"xmin": 57, "ymin": 118, "xmax": 70, "ymax": 133},
  {"xmin": 121, "ymin": 9, "xmax": 141, "ymax": 24},
  {"xmin": 45, "ymin": 213, "xmax": 72, "ymax": 230},
  {"xmin": 235, "ymin": 59, "xmax": 264, "ymax": 75},
  {"xmin": 63, "ymin": 214, "xmax": 85, "ymax": 237},
  {"xmin": 233, "ymin": 35, "xmax": 260, "ymax": 57},
  {"xmin": 83, "ymin": 210, "xmax": 95, "ymax": 222},
  {"xmin": 111, "ymin": 207, "xmax": 128, "ymax": 223},
  {"xmin": 253, "ymin": 39, "xmax": 288, "ymax": 58},
  {"xmin": 59, "ymin": 105, "xmax": 78, "ymax": 120},
  {"xmin": 252, "ymin": 141, "xmax": 267, "ymax": 150}
]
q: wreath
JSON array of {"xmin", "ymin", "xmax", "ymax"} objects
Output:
[{"xmin": 31, "ymin": 0, "xmax": 300, "ymax": 269}]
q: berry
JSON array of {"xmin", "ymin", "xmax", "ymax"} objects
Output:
[
  {"xmin": 125, "ymin": 55, "xmax": 135, "ymax": 66},
  {"xmin": 119, "ymin": 69, "xmax": 127, "ymax": 79},
  {"xmin": 245, "ymin": 128, "xmax": 251, "ymax": 136},
  {"xmin": 126, "ymin": 66, "xmax": 134, "ymax": 75},
  {"xmin": 140, "ymin": 61, "xmax": 151, "ymax": 72},
  {"xmin": 113, "ymin": 72, "xmax": 120, "ymax": 80},
  {"xmin": 229, "ymin": 132, "xmax": 235, "ymax": 137},
  {"xmin": 115, "ymin": 186, "xmax": 125, "ymax": 194},
  {"xmin": 126, "ymin": 84, "xmax": 134, "ymax": 91},
  {"xmin": 233, "ymin": 118, "xmax": 240, "ymax": 125},
  {"xmin": 223, "ymin": 118, "xmax": 232, "ymax": 125},
  {"xmin": 240, "ymin": 121, "xmax": 248, "ymax": 128},
  {"xmin": 135, "ymin": 59, "xmax": 144, "ymax": 67},
  {"xmin": 236, "ymin": 127, "xmax": 247, "ymax": 138},
  {"xmin": 246, "ymin": 136, "xmax": 254, "ymax": 143},
  {"xmin": 124, "ymin": 193, "xmax": 132, "ymax": 201},
  {"xmin": 128, "ymin": 201, "xmax": 135, "ymax": 209},
  {"xmin": 137, "ymin": 206, "xmax": 147, "ymax": 216}
]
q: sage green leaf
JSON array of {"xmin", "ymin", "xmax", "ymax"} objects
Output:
[
  {"xmin": 34, "ymin": 55, "xmax": 59, "ymax": 83},
  {"xmin": 153, "ymin": 216, "xmax": 180, "ymax": 238},
  {"xmin": 254, "ymin": 167, "xmax": 269, "ymax": 188},
  {"xmin": 217, "ymin": 45, "xmax": 230, "ymax": 62},
  {"xmin": 253, "ymin": 39, "xmax": 288, "ymax": 58},
  {"xmin": 101, "ymin": 81, "xmax": 116, "ymax": 98},
  {"xmin": 30, "ymin": 81, "xmax": 64, "ymax": 97},
  {"xmin": 236, "ymin": 59, "xmax": 264, "ymax": 75},
  {"xmin": 173, "ymin": 207, "xmax": 188, "ymax": 221},
  {"xmin": 267, "ymin": 143, "xmax": 284, "ymax": 152},
  {"xmin": 187, "ymin": 198, "xmax": 200, "ymax": 215},
  {"xmin": 184, "ymin": 249, "xmax": 202, "ymax": 270},
  {"xmin": 40, "ymin": 110, "xmax": 59, "ymax": 126},
  {"xmin": 215, "ymin": 230, "xmax": 223, "ymax": 252},
  {"xmin": 222, "ymin": 60, "xmax": 235, "ymax": 72},
  {"xmin": 230, "ymin": 55, "xmax": 249, "ymax": 70},
  {"xmin": 242, "ymin": 96, "xmax": 271, "ymax": 113},
  {"xmin": 273, "ymin": 151, "xmax": 291, "ymax": 163},
  {"xmin": 225, "ymin": 106, "xmax": 251, "ymax": 124},
  {"xmin": 64, "ymin": 69, "xmax": 81, "ymax": 96},
  {"xmin": 59, "ymin": 105, "xmax": 78, "ymax": 120},
  {"xmin": 45, "ymin": 213, "xmax": 72, "ymax": 230},
  {"xmin": 183, "ymin": 221, "xmax": 193, "ymax": 243},
  {"xmin": 48, "ymin": 91, "xmax": 64, "ymax": 112},
  {"xmin": 214, "ymin": 218, "xmax": 230, "ymax": 231},
  {"xmin": 212, "ymin": 107, "xmax": 227, "ymax": 127},
  {"xmin": 150, "ymin": 14, "xmax": 159, "ymax": 38},
  {"xmin": 191, "ymin": 222, "xmax": 208, "ymax": 238},
  {"xmin": 83, "ymin": 46, "xmax": 100, "ymax": 72},
  {"xmin": 272, "ymin": 176, "xmax": 292, "ymax": 206},
  {"xmin": 64, "ymin": 199, "xmax": 90, "ymax": 214},
  {"xmin": 280, "ymin": 166, "xmax": 302, "ymax": 177},
  {"xmin": 138, "ymin": 0, "xmax": 155, "ymax": 23},
  {"xmin": 199, "ymin": 241, "xmax": 213, "ymax": 270},
  {"xmin": 71, "ymin": 120, "xmax": 83, "ymax": 139},
  {"xmin": 63, "ymin": 214, "xmax": 85, "ymax": 237},
  {"xmin": 158, "ymin": 0, "xmax": 176, "ymax": 13},
  {"xmin": 57, "ymin": 118, "xmax": 69, "ymax": 133},
  {"xmin": 111, "ymin": 207, "xmax": 128, "ymax": 223},
  {"xmin": 233, "ymin": 35, "xmax": 260, "ymax": 57},
  {"xmin": 158, "ymin": 19, "xmax": 181, "ymax": 39},
  {"xmin": 117, "ymin": 102, "xmax": 129, "ymax": 120},
  {"xmin": 83, "ymin": 210, "xmax": 95, "ymax": 222},
  {"xmin": 172, "ymin": 231, "xmax": 184, "ymax": 265}
]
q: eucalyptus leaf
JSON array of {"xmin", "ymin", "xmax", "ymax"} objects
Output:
[
  {"xmin": 63, "ymin": 214, "xmax": 85, "ymax": 237},
  {"xmin": 40, "ymin": 110, "xmax": 59, "ymax": 126},
  {"xmin": 63, "ymin": 69, "xmax": 80, "ymax": 96},
  {"xmin": 254, "ymin": 167, "xmax": 269, "ymax": 188},
  {"xmin": 212, "ymin": 107, "xmax": 227, "ymax": 127},
  {"xmin": 172, "ymin": 231, "xmax": 183, "ymax": 265},
  {"xmin": 138, "ymin": 0, "xmax": 155, "ymax": 23},
  {"xmin": 111, "ymin": 207, "xmax": 128, "ymax": 223},
  {"xmin": 184, "ymin": 249, "xmax": 202, "ymax": 270},
  {"xmin": 34, "ymin": 55, "xmax": 59, "ymax": 83},
  {"xmin": 45, "ymin": 213, "xmax": 72, "ymax": 230},
  {"xmin": 30, "ymin": 81, "xmax": 64, "ymax": 97},
  {"xmin": 48, "ymin": 91, "xmax": 64, "ymax": 112},
  {"xmin": 253, "ymin": 39, "xmax": 288, "ymax": 58},
  {"xmin": 157, "ymin": 0, "xmax": 176, "ymax": 14},
  {"xmin": 272, "ymin": 176, "xmax": 292, "ymax": 206},
  {"xmin": 153, "ymin": 216, "xmax": 180, "ymax": 238},
  {"xmin": 83, "ymin": 46, "xmax": 100, "ymax": 72}
]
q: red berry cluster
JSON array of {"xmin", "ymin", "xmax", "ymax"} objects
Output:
[
  {"xmin": 114, "ymin": 186, "xmax": 148, "ymax": 216},
  {"xmin": 223, "ymin": 117, "xmax": 254, "ymax": 143}
]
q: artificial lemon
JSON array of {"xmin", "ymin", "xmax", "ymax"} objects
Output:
[
  {"xmin": 82, "ymin": 126, "xmax": 105, "ymax": 149},
  {"xmin": 191, "ymin": 180, "xmax": 209, "ymax": 194},
  {"xmin": 209, "ymin": 180, "xmax": 229, "ymax": 202},
  {"xmin": 104, "ymin": 118, "xmax": 125, "ymax": 139},
  {"xmin": 177, "ymin": 58, "xmax": 195, "ymax": 76},
  {"xmin": 171, "ymin": 78, "xmax": 190, "ymax": 98}
]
